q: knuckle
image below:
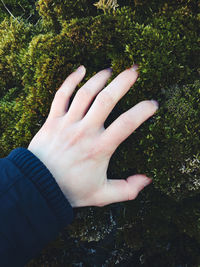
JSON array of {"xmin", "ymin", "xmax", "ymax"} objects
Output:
[
  {"xmin": 95, "ymin": 197, "xmax": 106, "ymax": 207},
  {"xmin": 55, "ymin": 87, "xmax": 70, "ymax": 99},
  {"xmin": 54, "ymin": 89, "xmax": 66, "ymax": 103},
  {"xmin": 86, "ymin": 145, "xmax": 103, "ymax": 160},
  {"xmin": 68, "ymin": 132, "xmax": 83, "ymax": 146},
  {"xmin": 67, "ymin": 127, "xmax": 86, "ymax": 147},
  {"xmin": 55, "ymin": 89, "xmax": 64, "ymax": 97},
  {"xmin": 76, "ymin": 87, "xmax": 92, "ymax": 100},
  {"xmin": 57, "ymin": 74, "xmax": 77, "ymax": 93},
  {"xmin": 96, "ymin": 91, "xmax": 114, "ymax": 106},
  {"xmin": 118, "ymin": 113, "xmax": 136, "ymax": 132},
  {"xmin": 121, "ymin": 114, "xmax": 134, "ymax": 128},
  {"xmin": 85, "ymin": 143, "xmax": 110, "ymax": 163},
  {"xmin": 128, "ymin": 189, "xmax": 138, "ymax": 200},
  {"xmin": 97, "ymin": 203, "xmax": 105, "ymax": 207},
  {"xmin": 66, "ymin": 73, "xmax": 77, "ymax": 83}
]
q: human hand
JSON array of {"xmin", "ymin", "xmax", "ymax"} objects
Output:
[{"xmin": 28, "ymin": 64, "xmax": 159, "ymax": 208}]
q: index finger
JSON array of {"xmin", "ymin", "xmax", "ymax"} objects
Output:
[
  {"xmin": 100, "ymin": 100, "xmax": 159, "ymax": 155},
  {"xmin": 83, "ymin": 66, "xmax": 139, "ymax": 128}
]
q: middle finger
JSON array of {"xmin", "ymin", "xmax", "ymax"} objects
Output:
[{"xmin": 83, "ymin": 66, "xmax": 139, "ymax": 129}]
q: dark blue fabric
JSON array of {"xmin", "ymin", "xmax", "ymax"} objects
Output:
[{"xmin": 0, "ymin": 148, "xmax": 74, "ymax": 267}]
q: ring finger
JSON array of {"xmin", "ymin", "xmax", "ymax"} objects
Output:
[
  {"xmin": 83, "ymin": 67, "xmax": 138, "ymax": 129},
  {"xmin": 66, "ymin": 68, "xmax": 113, "ymax": 122}
]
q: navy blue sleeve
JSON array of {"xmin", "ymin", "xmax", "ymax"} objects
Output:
[{"xmin": 0, "ymin": 147, "xmax": 74, "ymax": 267}]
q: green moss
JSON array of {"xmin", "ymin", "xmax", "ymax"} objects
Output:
[
  {"xmin": 135, "ymin": 81, "xmax": 200, "ymax": 200},
  {"xmin": 0, "ymin": 0, "xmax": 40, "ymax": 24},
  {"xmin": 0, "ymin": 0, "xmax": 200, "ymax": 265}
]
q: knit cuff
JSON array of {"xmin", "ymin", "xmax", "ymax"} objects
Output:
[{"xmin": 6, "ymin": 147, "xmax": 73, "ymax": 229}]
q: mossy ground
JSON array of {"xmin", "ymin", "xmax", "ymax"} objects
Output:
[{"xmin": 0, "ymin": 0, "xmax": 199, "ymax": 266}]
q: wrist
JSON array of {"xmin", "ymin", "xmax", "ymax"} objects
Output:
[{"xmin": 7, "ymin": 147, "xmax": 74, "ymax": 228}]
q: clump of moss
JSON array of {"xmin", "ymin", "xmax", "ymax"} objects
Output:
[
  {"xmin": 135, "ymin": 80, "xmax": 200, "ymax": 200},
  {"xmin": 1, "ymin": 0, "xmax": 200, "ymax": 265}
]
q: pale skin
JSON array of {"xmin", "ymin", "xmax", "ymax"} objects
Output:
[{"xmin": 28, "ymin": 65, "xmax": 159, "ymax": 208}]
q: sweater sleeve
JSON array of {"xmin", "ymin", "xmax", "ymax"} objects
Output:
[{"xmin": 0, "ymin": 147, "xmax": 74, "ymax": 267}]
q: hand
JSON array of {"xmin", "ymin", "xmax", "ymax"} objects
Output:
[{"xmin": 28, "ymin": 65, "xmax": 158, "ymax": 208}]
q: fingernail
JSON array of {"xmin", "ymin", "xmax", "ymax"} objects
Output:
[
  {"xmin": 76, "ymin": 65, "xmax": 85, "ymax": 73},
  {"xmin": 130, "ymin": 64, "xmax": 139, "ymax": 72},
  {"xmin": 106, "ymin": 67, "xmax": 113, "ymax": 72},
  {"xmin": 150, "ymin": 100, "xmax": 159, "ymax": 110},
  {"xmin": 138, "ymin": 176, "xmax": 152, "ymax": 192},
  {"xmin": 139, "ymin": 177, "xmax": 152, "ymax": 191}
]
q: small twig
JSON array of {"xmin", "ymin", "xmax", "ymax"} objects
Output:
[
  {"xmin": 26, "ymin": 13, "xmax": 33, "ymax": 21},
  {"xmin": 1, "ymin": 0, "xmax": 15, "ymax": 18},
  {"xmin": 34, "ymin": 17, "xmax": 42, "ymax": 26},
  {"xmin": 18, "ymin": 13, "xmax": 25, "ymax": 19},
  {"xmin": 18, "ymin": 3, "xmax": 25, "ymax": 12},
  {"xmin": 1, "ymin": 0, "xmax": 20, "ymax": 22}
]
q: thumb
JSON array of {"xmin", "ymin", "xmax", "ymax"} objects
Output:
[{"xmin": 95, "ymin": 175, "xmax": 152, "ymax": 207}]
